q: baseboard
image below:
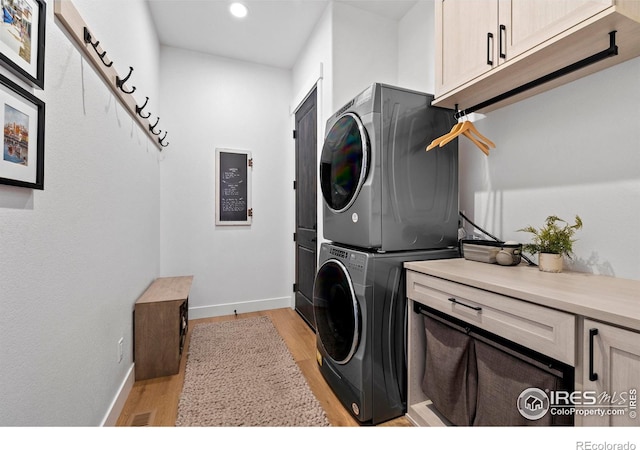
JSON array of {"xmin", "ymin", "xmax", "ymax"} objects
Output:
[
  {"xmin": 188, "ymin": 296, "xmax": 294, "ymax": 320},
  {"xmin": 101, "ymin": 363, "xmax": 135, "ymax": 426}
]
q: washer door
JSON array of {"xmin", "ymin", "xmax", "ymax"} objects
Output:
[
  {"xmin": 313, "ymin": 259, "xmax": 360, "ymax": 364},
  {"xmin": 319, "ymin": 113, "xmax": 369, "ymax": 213}
]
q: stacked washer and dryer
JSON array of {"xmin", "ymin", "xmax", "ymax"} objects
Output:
[{"xmin": 312, "ymin": 83, "xmax": 460, "ymax": 425}]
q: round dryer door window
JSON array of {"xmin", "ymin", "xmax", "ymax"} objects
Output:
[
  {"xmin": 313, "ymin": 259, "xmax": 360, "ymax": 364},
  {"xmin": 319, "ymin": 113, "xmax": 369, "ymax": 212}
]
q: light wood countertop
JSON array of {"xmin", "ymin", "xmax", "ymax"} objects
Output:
[{"xmin": 404, "ymin": 258, "xmax": 640, "ymax": 332}]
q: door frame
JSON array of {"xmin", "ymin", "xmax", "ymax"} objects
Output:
[{"xmin": 290, "ymin": 64, "xmax": 325, "ymax": 308}]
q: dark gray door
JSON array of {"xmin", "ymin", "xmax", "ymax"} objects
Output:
[{"xmin": 294, "ymin": 87, "xmax": 317, "ymax": 330}]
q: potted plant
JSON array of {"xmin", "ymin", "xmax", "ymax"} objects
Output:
[{"xmin": 518, "ymin": 215, "xmax": 583, "ymax": 273}]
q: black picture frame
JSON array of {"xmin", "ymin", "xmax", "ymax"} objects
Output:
[
  {"xmin": 0, "ymin": 0, "xmax": 46, "ymax": 89},
  {"xmin": 0, "ymin": 72, "xmax": 45, "ymax": 190}
]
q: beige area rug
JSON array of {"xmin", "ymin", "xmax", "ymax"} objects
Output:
[{"xmin": 176, "ymin": 316, "xmax": 330, "ymax": 427}]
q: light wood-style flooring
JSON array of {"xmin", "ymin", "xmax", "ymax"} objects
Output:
[{"xmin": 116, "ymin": 307, "xmax": 411, "ymax": 427}]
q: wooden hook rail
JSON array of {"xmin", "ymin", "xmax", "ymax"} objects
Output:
[{"xmin": 54, "ymin": 0, "xmax": 168, "ymax": 151}]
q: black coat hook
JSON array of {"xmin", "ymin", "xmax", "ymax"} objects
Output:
[
  {"xmin": 159, "ymin": 131, "xmax": 169, "ymax": 148},
  {"xmin": 149, "ymin": 117, "xmax": 161, "ymax": 135},
  {"xmin": 116, "ymin": 66, "xmax": 136, "ymax": 94},
  {"xmin": 136, "ymin": 96, "xmax": 152, "ymax": 119},
  {"xmin": 83, "ymin": 27, "xmax": 113, "ymax": 67}
]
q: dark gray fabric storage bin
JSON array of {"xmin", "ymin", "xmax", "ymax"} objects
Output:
[
  {"xmin": 472, "ymin": 339, "xmax": 558, "ymax": 426},
  {"xmin": 421, "ymin": 316, "xmax": 477, "ymax": 426},
  {"xmin": 420, "ymin": 309, "xmax": 573, "ymax": 426}
]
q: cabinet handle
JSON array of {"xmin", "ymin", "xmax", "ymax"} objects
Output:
[
  {"xmin": 589, "ymin": 328, "xmax": 599, "ymax": 382},
  {"xmin": 487, "ymin": 32, "xmax": 494, "ymax": 66},
  {"xmin": 499, "ymin": 24, "xmax": 507, "ymax": 59},
  {"xmin": 449, "ymin": 297, "xmax": 482, "ymax": 312}
]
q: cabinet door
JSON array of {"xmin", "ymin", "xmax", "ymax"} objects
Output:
[
  {"xmin": 435, "ymin": 0, "xmax": 498, "ymax": 97},
  {"xmin": 582, "ymin": 319, "xmax": 640, "ymax": 426},
  {"xmin": 498, "ymin": 0, "xmax": 613, "ymax": 63}
]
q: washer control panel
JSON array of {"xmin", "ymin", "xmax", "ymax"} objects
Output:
[
  {"xmin": 327, "ymin": 245, "xmax": 367, "ymax": 276},
  {"xmin": 348, "ymin": 252, "xmax": 366, "ymax": 271}
]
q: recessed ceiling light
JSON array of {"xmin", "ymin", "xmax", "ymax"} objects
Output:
[{"xmin": 229, "ymin": 2, "xmax": 248, "ymax": 19}]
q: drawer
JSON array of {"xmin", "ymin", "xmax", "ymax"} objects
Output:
[{"xmin": 407, "ymin": 271, "xmax": 575, "ymax": 366}]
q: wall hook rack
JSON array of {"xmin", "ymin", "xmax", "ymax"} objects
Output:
[
  {"xmin": 83, "ymin": 27, "xmax": 112, "ymax": 67},
  {"xmin": 454, "ymin": 30, "xmax": 618, "ymax": 120},
  {"xmin": 149, "ymin": 117, "xmax": 161, "ymax": 135},
  {"xmin": 136, "ymin": 96, "xmax": 152, "ymax": 119},
  {"xmin": 55, "ymin": 0, "xmax": 167, "ymax": 151},
  {"xmin": 116, "ymin": 66, "xmax": 136, "ymax": 94}
]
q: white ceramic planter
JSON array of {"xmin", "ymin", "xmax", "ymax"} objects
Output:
[{"xmin": 538, "ymin": 253, "xmax": 563, "ymax": 273}]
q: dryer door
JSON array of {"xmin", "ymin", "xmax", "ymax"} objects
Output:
[
  {"xmin": 319, "ymin": 113, "xmax": 369, "ymax": 213},
  {"xmin": 313, "ymin": 259, "xmax": 360, "ymax": 364}
]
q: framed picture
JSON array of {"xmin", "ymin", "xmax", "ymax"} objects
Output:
[
  {"xmin": 0, "ymin": 72, "xmax": 44, "ymax": 189},
  {"xmin": 0, "ymin": 0, "xmax": 45, "ymax": 89},
  {"xmin": 215, "ymin": 148, "xmax": 252, "ymax": 226}
]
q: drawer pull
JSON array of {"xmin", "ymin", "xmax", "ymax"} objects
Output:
[
  {"xmin": 589, "ymin": 328, "xmax": 599, "ymax": 381},
  {"xmin": 448, "ymin": 297, "xmax": 482, "ymax": 312}
]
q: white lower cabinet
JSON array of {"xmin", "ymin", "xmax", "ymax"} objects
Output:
[
  {"xmin": 405, "ymin": 260, "xmax": 640, "ymax": 428},
  {"xmin": 406, "ymin": 270, "xmax": 576, "ymax": 426},
  {"xmin": 405, "ymin": 263, "xmax": 640, "ymax": 427},
  {"xmin": 580, "ymin": 319, "xmax": 640, "ymax": 426}
]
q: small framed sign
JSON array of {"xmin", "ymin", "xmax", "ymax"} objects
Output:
[{"xmin": 215, "ymin": 148, "xmax": 252, "ymax": 226}]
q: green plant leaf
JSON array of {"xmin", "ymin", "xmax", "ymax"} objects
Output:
[{"xmin": 517, "ymin": 215, "xmax": 582, "ymax": 258}]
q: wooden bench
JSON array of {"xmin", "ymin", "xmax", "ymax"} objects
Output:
[{"xmin": 134, "ymin": 276, "xmax": 193, "ymax": 381}]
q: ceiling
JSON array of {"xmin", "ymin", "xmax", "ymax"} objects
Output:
[{"xmin": 147, "ymin": 0, "xmax": 419, "ymax": 69}]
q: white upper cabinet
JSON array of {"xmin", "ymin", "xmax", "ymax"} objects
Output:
[
  {"xmin": 434, "ymin": 0, "xmax": 640, "ymax": 113},
  {"xmin": 500, "ymin": 1, "xmax": 613, "ymax": 63},
  {"xmin": 437, "ymin": 0, "xmax": 498, "ymax": 97}
]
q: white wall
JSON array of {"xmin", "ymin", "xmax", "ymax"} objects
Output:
[
  {"xmin": 332, "ymin": 1, "xmax": 399, "ymax": 108},
  {"xmin": 398, "ymin": 0, "xmax": 435, "ymax": 93},
  {"xmin": 459, "ymin": 58, "xmax": 640, "ymax": 280},
  {"xmin": 0, "ymin": 0, "xmax": 161, "ymax": 425},
  {"xmin": 159, "ymin": 47, "xmax": 294, "ymax": 318},
  {"xmin": 292, "ymin": 2, "xmax": 332, "ymax": 109}
]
